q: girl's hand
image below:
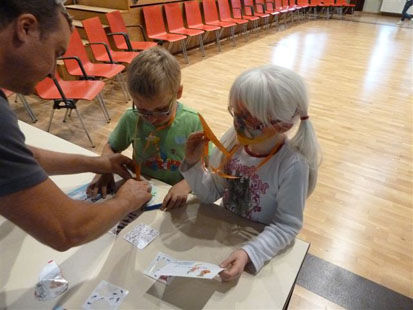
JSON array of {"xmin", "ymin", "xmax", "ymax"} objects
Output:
[
  {"xmin": 161, "ymin": 180, "xmax": 191, "ymax": 211},
  {"xmin": 219, "ymin": 249, "xmax": 250, "ymax": 282},
  {"xmin": 86, "ymin": 173, "xmax": 115, "ymax": 199},
  {"xmin": 185, "ymin": 132, "xmax": 209, "ymax": 166}
]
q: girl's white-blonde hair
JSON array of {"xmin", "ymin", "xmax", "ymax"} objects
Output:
[{"xmin": 211, "ymin": 65, "xmax": 322, "ymax": 196}]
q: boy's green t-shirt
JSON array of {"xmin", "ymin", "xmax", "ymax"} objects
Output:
[{"xmin": 109, "ymin": 102, "xmax": 203, "ymax": 185}]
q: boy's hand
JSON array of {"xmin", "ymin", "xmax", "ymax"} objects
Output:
[
  {"xmin": 219, "ymin": 249, "xmax": 250, "ymax": 282},
  {"xmin": 116, "ymin": 179, "xmax": 152, "ymax": 212},
  {"xmin": 161, "ymin": 180, "xmax": 191, "ymax": 211},
  {"xmin": 87, "ymin": 173, "xmax": 116, "ymax": 199},
  {"xmin": 185, "ymin": 132, "xmax": 209, "ymax": 166}
]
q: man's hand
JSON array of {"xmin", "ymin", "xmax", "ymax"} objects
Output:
[
  {"xmin": 96, "ymin": 153, "xmax": 135, "ymax": 179},
  {"xmin": 115, "ymin": 179, "xmax": 152, "ymax": 212},
  {"xmin": 161, "ymin": 180, "xmax": 191, "ymax": 211},
  {"xmin": 86, "ymin": 174, "xmax": 115, "ymax": 199},
  {"xmin": 219, "ymin": 249, "xmax": 250, "ymax": 282}
]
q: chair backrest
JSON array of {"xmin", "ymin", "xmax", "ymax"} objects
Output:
[
  {"xmin": 265, "ymin": 0, "xmax": 276, "ymax": 11},
  {"xmin": 185, "ymin": 1, "xmax": 204, "ymax": 27},
  {"xmin": 106, "ymin": 11, "xmax": 128, "ymax": 50},
  {"xmin": 324, "ymin": 0, "xmax": 335, "ymax": 5},
  {"xmin": 275, "ymin": 0, "xmax": 283, "ymax": 9},
  {"xmin": 282, "ymin": 0, "xmax": 289, "ymax": 8},
  {"xmin": 256, "ymin": 0, "xmax": 266, "ymax": 13},
  {"xmin": 63, "ymin": 28, "xmax": 91, "ymax": 72},
  {"xmin": 230, "ymin": 0, "xmax": 243, "ymax": 18},
  {"xmin": 202, "ymin": 0, "xmax": 220, "ymax": 23},
  {"xmin": 82, "ymin": 17, "xmax": 112, "ymax": 60},
  {"xmin": 217, "ymin": 0, "xmax": 232, "ymax": 20},
  {"xmin": 335, "ymin": 0, "xmax": 347, "ymax": 4},
  {"xmin": 310, "ymin": 0, "xmax": 323, "ymax": 5},
  {"xmin": 289, "ymin": 0, "xmax": 296, "ymax": 6},
  {"xmin": 165, "ymin": 3, "xmax": 185, "ymax": 32},
  {"xmin": 297, "ymin": 0, "xmax": 308, "ymax": 5},
  {"xmin": 243, "ymin": 0, "xmax": 254, "ymax": 15},
  {"xmin": 143, "ymin": 5, "xmax": 167, "ymax": 37}
]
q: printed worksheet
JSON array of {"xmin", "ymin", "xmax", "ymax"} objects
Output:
[{"xmin": 154, "ymin": 260, "xmax": 224, "ymax": 280}]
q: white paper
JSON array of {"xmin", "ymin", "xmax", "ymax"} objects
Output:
[
  {"xmin": 123, "ymin": 223, "xmax": 159, "ymax": 249},
  {"xmin": 155, "ymin": 261, "xmax": 224, "ymax": 280},
  {"xmin": 144, "ymin": 252, "xmax": 176, "ymax": 284},
  {"xmin": 82, "ymin": 280, "xmax": 128, "ymax": 310}
]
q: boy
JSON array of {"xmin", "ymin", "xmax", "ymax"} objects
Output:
[{"xmin": 87, "ymin": 47, "xmax": 204, "ymax": 210}]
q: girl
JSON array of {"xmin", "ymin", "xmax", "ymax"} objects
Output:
[{"xmin": 181, "ymin": 65, "xmax": 321, "ymax": 281}]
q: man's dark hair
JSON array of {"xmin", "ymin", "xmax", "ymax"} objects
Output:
[{"xmin": 0, "ymin": 0, "xmax": 72, "ymax": 36}]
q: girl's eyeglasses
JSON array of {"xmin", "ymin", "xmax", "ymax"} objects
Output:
[
  {"xmin": 133, "ymin": 98, "xmax": 175, "ymax": 117},
  {"xmin": 228, "ymin": 106, "xmax": 286, "ymax": 129}
]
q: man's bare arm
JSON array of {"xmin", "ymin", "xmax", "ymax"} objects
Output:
[
  {"xmin": 0, "ymin": 177, "xmax": 151, "ymax": 251},
  {"xmin": 28, "ymin": 146, "xmax": 133, "ymax": 179}
]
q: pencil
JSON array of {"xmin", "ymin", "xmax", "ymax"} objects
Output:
[{"xmin": 135, "ymin": 162, "xmax": 141, "ymax": 181}]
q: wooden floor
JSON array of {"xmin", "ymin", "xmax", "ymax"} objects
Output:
[{"xmin": 12, "ymin": 13, "xmax": 412, "ymax": 304}]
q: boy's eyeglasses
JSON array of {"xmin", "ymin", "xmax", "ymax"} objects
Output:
[{"xmin": 133, "ymin": 98, "xmax": 175, "ymax": 117}]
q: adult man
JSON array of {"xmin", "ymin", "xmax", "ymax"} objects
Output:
[{"xmin": 0, "ymin": 0, "xmax": 152, "ymax": 251}]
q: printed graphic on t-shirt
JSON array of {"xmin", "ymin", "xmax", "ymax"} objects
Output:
[{"xmin": 223, "ymin": 158, "xmax": 269, "ymax": 220}]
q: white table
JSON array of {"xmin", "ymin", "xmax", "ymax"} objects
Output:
[{"xmin": 0, "ymin": 122, "xmax": 309, "ymax": 309}]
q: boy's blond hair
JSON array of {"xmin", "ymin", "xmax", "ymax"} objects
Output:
[{"xmin": 127, "ymin": 47, "xmax": 181, "ymax": 99}]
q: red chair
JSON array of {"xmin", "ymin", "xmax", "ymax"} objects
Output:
[
  {"xmin": 143, "ymin": 5, "xmax": 189, "ymax": 64},
  {"xmin": 164, "ymin": 3, "xmax": 206, "ymax": 57},
  {"xmin": 61, "ymin": 28, "xmax": 129, "ymax": 102},
  {"xmin": 230, "ymin": 0, "xmax": 260, "ymax": 33},
  {"xmin": 243, "ymin": 0, "xmax": 271, "ymax": 29},
  {"xmin": 296, "ymin": 0, "xmax": 310, "ymax": 19},
  {"xmin": 184, "ymin": 1, "xmax": 222, "ymax": 52},
  {"xmin": 216, "ymin": 0, "xmax": 249, "ymax": 39},
  {"xmin": 255, "ymin": 0, "xmax": 281, "ymax": 27},
  {"xmin": 308, "ymin": 0, "xmax": 323, "ymax": 18},
  {"xmin": 202, "ymin": 0, "xmax": 236, "ymax": 46},
  {"xmin": 82, "ymin": 17, "xmax": 139, "ymax": 65},
  {"xmin": 335, "ymin": 0, "xmax": 355, "ymax": 18},
  {"xmin": 318, "ymin": 0, "xmax": 336, "ymax": 18},
  {"xmin": 35, "ymin": 72, "xmax": 109, "ymax": 148},
  {"xmin": 105, "ymin": 10, "xmax": 157, "ymax": 51},
  {"xmin": 1, "ymin": 89, "xmax": 37, "ymax": 123},
  {"xmin": 274, "ymin": 0, "xmax": 293, "ymax": 25}
]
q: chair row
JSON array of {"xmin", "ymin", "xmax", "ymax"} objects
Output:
[
  {"xmin": 141, "ymin": 0, "xmax": 356, "ymax": 63},
  {"xmin": 33, "ymin": 11, "xmax": 157, "ymax": 147}
]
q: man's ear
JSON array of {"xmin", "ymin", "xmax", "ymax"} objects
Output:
[
  {"xmin": 176, "ymin": 85, "xmax": 183, "ymax": 99},
  {"xmin": 15, "ymin": 14, "xmax": 40, "ymax": 43}
]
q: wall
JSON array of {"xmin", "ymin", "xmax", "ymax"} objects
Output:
[{"xmin": 363, "ymin": 0, "xmax": 383, "ymax": 12}]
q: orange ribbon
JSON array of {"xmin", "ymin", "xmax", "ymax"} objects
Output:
[{"xmin": 198, "ymin": 113, "xmax": 285, "ymax": 179}]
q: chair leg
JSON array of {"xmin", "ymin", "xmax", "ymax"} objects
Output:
[
  {"xmin": 73, "ymin": 107, "xmax": 95, "ymax": 148},
  {"xmin": 116, "ymin": 74, "xmax": 130, "ymax": 103},
  {"xmin": 47, "ymin": 108, "xmax": 55, "ymax": 132},
  {"xmin": 180, "ymin": 40, "xmax": 189, "ymax": 64},
  {"xmin": 216, "ymin": 29, "xmax": 223, "ymax": 52},
  {"xmin": 63, "ymin": 108, "xmax": 69, "ymax": 122},
  {"xmin": 97, "ymin": 93, "xmax": 111, "ymax": 123},
  {"xmin": 230, "ymin": 26, "xmax": 236, "ymax": 47},
  {"xmin": 243, "ymin": 23, "xmax": 248, "ymax": 41},
  {"xmin": 198, "ymin": 34, "xmax": 205, "ymax": 57},
  {"xmin": 17, "ymin": 94, "xmax": 37, "ymax": 123}
]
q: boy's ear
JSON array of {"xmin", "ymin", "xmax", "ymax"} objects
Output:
[{"xmin": 176, "ymin": 85, "xmax": 183, "ymax": 99}]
